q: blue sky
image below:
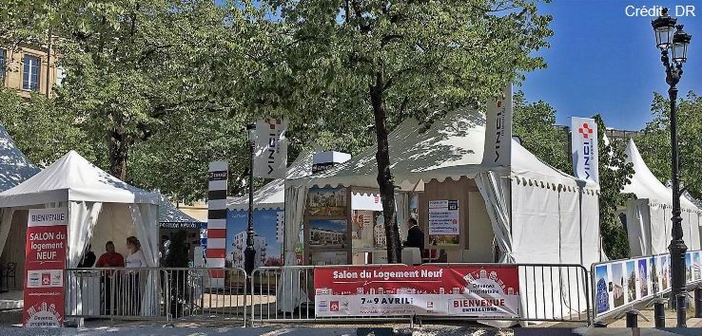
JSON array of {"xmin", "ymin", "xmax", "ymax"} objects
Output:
[{"xmin": 521, "ymin": 0, "xmax": 702, "ymax": 130}]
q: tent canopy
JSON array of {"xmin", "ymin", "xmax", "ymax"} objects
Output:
[
  {"xmin": 623, "ymin": 138, "xmax": 698, "ymax": 210},
  {"xmin": 289, "ymin": 109, "xmax": 597, "ymax": 191},
  {"xmin": 228, "ymin": 146, "xmax": 318, "ymax": 210},
  {"xmin": 0, "ymin": 123, "xmax": 40, "ymax": 192},
  {"xmin": 159, "ymin": 194, "xmax": 202, "ymax": 225},
  {"xmin": 0, "ymin": 150, "xmax": 159, "ymax": 208}
]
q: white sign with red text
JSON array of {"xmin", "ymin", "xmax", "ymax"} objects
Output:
[{"xmin": 314, "ymin": 265, "xmax": 519, "ymax": 318}]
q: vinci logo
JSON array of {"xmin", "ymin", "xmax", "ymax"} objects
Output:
[
  {"xmin": 578, "ymin": 123, "xmax": 594, "ymax": 179},
  {"xmin": 572, "ymin": 117, "xmax": 598, "ymax": 183}
]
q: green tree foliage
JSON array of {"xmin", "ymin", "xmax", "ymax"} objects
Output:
[
  {"xmin": 636, "ymin": 91, "xmax": 702, "ymax": 200},
  {"xmin": 594, "ymin": 114, "xmax": 633, "ymax": 259},
  {"xmin": 268, "ymin": 0, "xmax": 553, "ymax": 262},
  {"xmin": 512, "ymin": 90, "xmax": 570, "ymax": 173},
  {"xmin": 0, "ymin": 88, "xmax": 95, "ymax": 166}
]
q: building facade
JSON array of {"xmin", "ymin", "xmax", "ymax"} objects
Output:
[
  {"xmin": 0, "ymin": 44, "xmax": 61, "ymax": 98},
  {"xmin": 230, "ymin": 231, "xmax": 267, "ymax": 269}
]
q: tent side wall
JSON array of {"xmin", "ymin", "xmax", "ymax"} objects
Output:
[{"xmin": 0, "ymin": 210, "xmax": 28, "ymax": 289}]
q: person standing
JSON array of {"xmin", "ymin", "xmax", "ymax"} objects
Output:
[
  {"xmin": 125, "ymin": 236, "xmax": 148, "ymax": 315},
  {"xmin": 95, "ymin": 241, "xmax": 124, "ymax": 315},
  {"xmin": 404, "ymin": 217, "xmax": 424, "ymax": 250},
  {"xmin": 79, "ymin": 244, "xmax": 96, "ymax": 268}
]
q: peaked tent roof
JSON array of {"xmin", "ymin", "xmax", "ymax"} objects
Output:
[
  {"xmin": 623, "ymin": 138, "xmax": 698, "ymax": 210},
  {"xmin": 0, "ymin": 123, "xmax": 40, "ymax": 192},
  {"xmin": 0, "ymin": 150, "xmax": 159, "ymax": 208},
  {"xmin": 289, "ymin": 109, "xmax": 596, "ymax": 191},
  {"xmin": 159, "ymin": 194, "xmax": 203, "ymax": 224},
  {"xmin": 228, "ymin": 146, "xmax": 319, "ymax": 210}
]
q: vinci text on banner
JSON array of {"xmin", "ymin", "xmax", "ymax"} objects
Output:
[
  {"xmin": 253, "ymin": 119, "xmax": 288, "ymax": 179},
  {"xmin": 571, "ymin": 117, "xmax": 599, "ymax": 184},
  {"xmin": 482, "ymin": 85, "xmax": 513, "ymax": 167},
  {"xmin": 23, "ymin": 208, "xmax": 68, "ymax": 328},
  {"xmin": 314, "ymin": 265, "xmax": 519, "ymax": 318}
]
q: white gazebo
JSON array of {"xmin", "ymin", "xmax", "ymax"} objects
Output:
[
  {"xmin": 0, "ymin": 123, "xmax": 40, "ymax": 193},
  {"xmin": 282, "ymin": 109, "xmax": 601, "ymax": 322},
  {"xmin": 0, "ymin": 150, "xmax": 161, "ymax": 316},
  {"xmin": 622, "ymin": 139, "xmax": 702, "ymax": 256}
]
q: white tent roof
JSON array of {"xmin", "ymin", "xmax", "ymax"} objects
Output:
[
  {"xmin": 290, "ymin": 109, "xmax": 596, "ymax": 190},
  {"xmin": 0, "ymin": 123, "xmax": 40, "ymax": 192},
  {"xmin": 623, "ymin": 138, "xmax": 698, "ymax": 210},
  {"xmin": 159, "ymin": 194, "xmax": 202, "ymax": 224},
  {"xmin": 228, "ymin": 146, "xmax": 317, "ymax": 210},
  {"xmin": 0, "ymin": 150, "xmax": 159, "ymax": 208}
]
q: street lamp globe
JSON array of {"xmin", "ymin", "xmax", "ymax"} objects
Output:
[
  {"xmin": 652, "ymin": 8, "xmax": 677, "ymax": 50},
  {"xmin": 246, "ymin": 123, "xmax": 256, "ymax": 141},
  {"xmin": 672, "ymin": 25, "xmax": 692, "ymax": 64}
]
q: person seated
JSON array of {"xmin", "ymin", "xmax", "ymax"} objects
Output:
[{"xmin": 96, "ymin": 241, "xmax": 125, "ymax": 267}]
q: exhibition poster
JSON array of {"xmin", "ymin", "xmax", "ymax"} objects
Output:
[
  {"xmin": 593, "ymin": 250, "xmax": 702, "ymax": 317},
  {"xmin": 307, "ymin": 187, "xmax": 347, "ymax": 217},
  {"xmin": 314, "ymin": 264, "xmax": 519, "ymax": 318},
  {"xmin": 428, "ymin": 200, "xmax": 460, "ymax": 246},
  {"xmin": 23, "ymin": 208, "xmax": 68, "ymax": 328}
]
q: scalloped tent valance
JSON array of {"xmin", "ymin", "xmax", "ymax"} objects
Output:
[{"xmin": 288, "ymin": 109, "xmax": 598, "ymax": 192}]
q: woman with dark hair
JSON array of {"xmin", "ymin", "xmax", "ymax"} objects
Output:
[{"xmin": 125, "ymin": 236, "xmax": 147, "ymax": 315}]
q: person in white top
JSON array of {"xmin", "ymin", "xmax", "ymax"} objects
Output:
[
  {"xmin": 125, "ymin": 236, "xmax": 147, "ymax": 315},
  {"xmin": 126, "ymin": 236, "xmax": 148, "ymax": 268}
]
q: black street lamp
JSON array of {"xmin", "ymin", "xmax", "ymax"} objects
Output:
[
  {"xmin": 244, "ymin": 123, "xmax": 257, "ymax": 277},
  {"xmin": 652, "ymin": 7, "xmax": 692, "ymax": 328}
]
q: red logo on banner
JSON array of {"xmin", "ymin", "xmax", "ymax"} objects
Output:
[{"xmin": 330, "ymin": 301, "xmax": 339, "ymax": 311}]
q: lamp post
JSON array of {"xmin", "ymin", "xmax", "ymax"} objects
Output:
[
  {"xmin": 652, "ymin": 7, "xmax": 692, "ymax": 328},
  {"xmin": 244, "ymin": 123, "xmax": 257, "ymax": 277}
]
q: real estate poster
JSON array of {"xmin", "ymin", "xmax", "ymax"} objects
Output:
[
  {"xmin": 226, "ymin": 209, "xmax": 282, "ymax": 271},
  {"xmin": 428, "ymin": 200, "xmax": 460, "ymax": 246},
  {"xmin": 307, "ymin": 187, "xmax": 347, "ymax": 218},
  {"xmin": 351, "ymin": 210, "xmax": 374, "ymax": 249},
  {"xmin": 309, "ymin": 219, "xmax": 348, "ymax": 248},
  {"xmin": 314, "ymin": 264, "xmax": 519, "ymax": 318},
  {"xmin": 23, "ymin": 208, "xmax": 67, "ymax": 328}
]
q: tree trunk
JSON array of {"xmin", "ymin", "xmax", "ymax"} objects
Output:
[
  {"xmin": 370, "ymin": 71, "xmax": 402, "ymax": 263},
  {"xmin": 108, "ymin": 129, "xmax": 130, "ymax": 181},
  {"xmin": 107, "ymin": 111, "xmax": 131, "ymax": 180}
]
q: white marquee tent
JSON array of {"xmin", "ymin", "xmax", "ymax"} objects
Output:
[
  {"xmin": 622, "ymin": 139, "xmax": 701, "ymax": 256},
  {"xmin": 0, "ymin": 150, "xmax": 161, "ymax": 316},
  {"xmin": 282, "ymin": 109, "xmax": 601, "ymax": 321},
  {"xmin": 0, "ymin": 123, "xmax": 40, "ymax": 192}
]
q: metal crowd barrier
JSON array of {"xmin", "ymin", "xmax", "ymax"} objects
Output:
[
  {"xmin": 249, "ymin": 263, "xmax": 591, "ymax": 326},
  {"xmin": 65, "ymin": 267, "xmax": 248, "ymax": 325},
  {"xmin": 64, "ymin": 263, "xmax": 591, "ymax": 326}
]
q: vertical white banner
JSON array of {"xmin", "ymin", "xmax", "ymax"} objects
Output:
[
  {"xmin": 482, "ymin": 85, "xmax": 513, "ymax": 166},
  {"xmin": 253, "ymin": 119, "xmax": 288, "ymax": 179},
  {"xmin": 571, "ymin": 117, "xmax": 599, "ymax": 184}
]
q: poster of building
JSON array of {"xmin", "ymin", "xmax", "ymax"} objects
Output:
[
  {"xmin": 625, "ymin": 261, "xmax": 636, "ymax": 303},
  {"xmin": 314, "ymin": 265, "xmax": 519, "ymax": 318},
  {"xmin": 594, "ymin": 264, "xmax": 610, "ymax": 315},
  {"xmin": 226, "ymin": 209, "xmax": 283, "ymax": 269},
  {"xmin": 352, "ymin": 210, "xmax": 374, "ymax": 249},
  {"xmin": 660, "ymin": 255, "xmax": 670, "ymax": 291},
  {"xmin": 611, "ymin": 262, "xmax": 624, "ymax": 308},
  {"xmin": 638, "ymin": 258, "xmax": 649, "ymax": 298},
  {"xmin": 307, "ymin": 187, "xmax": 347, "ymax": 217},
  {"xmin": 24, "ymin": 208, "xmax": 67, "ymax": 328},
  {"xmin": 309, "ymin": 219, "xmax": 347, "ymax": 248},
  {"xmin": 428, "ymin": 200, "xmax": 460, "ymax": 246}
]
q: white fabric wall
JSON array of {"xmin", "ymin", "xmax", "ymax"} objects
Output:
[
  {"xmin": 557, "ymin": 189, "xmax": 580, "ymax": 265},
  {"xmin": 475, "ymin": 173, "xmax": 513, "ymax": 263},
  {"xmin": 625, "ymin": 199, "xmax": 648, "ymax": 257},
  {"xmin": 512, "ymin": 183, "xmax": 560, "ymax": 264},
  {"xmin": 690, "ymin": 213, "xmax": 701, "ymax": 250},
  {"xmin": 91, "ymin": 204, "xmax": 137, "ymax": 257},
  {"xmin": 278, "ymin": 186, "xmax": 309, "ymax": 313},
  {"xmin": 651, "ymin": 204, "xmax": 669, "ymax": 255},
  {"xmin": 580, "ymin": 192, "xmax": 601, "ymax": 268}
]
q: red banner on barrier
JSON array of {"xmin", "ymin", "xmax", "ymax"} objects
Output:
[
  {"xmin": 23, "ymin": 208, "xmax": 67, "ymax": 328},
  {"xmin": 314, "ymin": 264, "xmax": 519, "ymax": 318}
]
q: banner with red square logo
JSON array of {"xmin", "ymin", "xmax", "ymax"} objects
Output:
[
  {"xmin": 314, "ymin": 264, "xmax": 519, "ymax": 318},
  {"xmin": 23, "ymin": 208, "xmax": 67, "ymax": 328}
]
